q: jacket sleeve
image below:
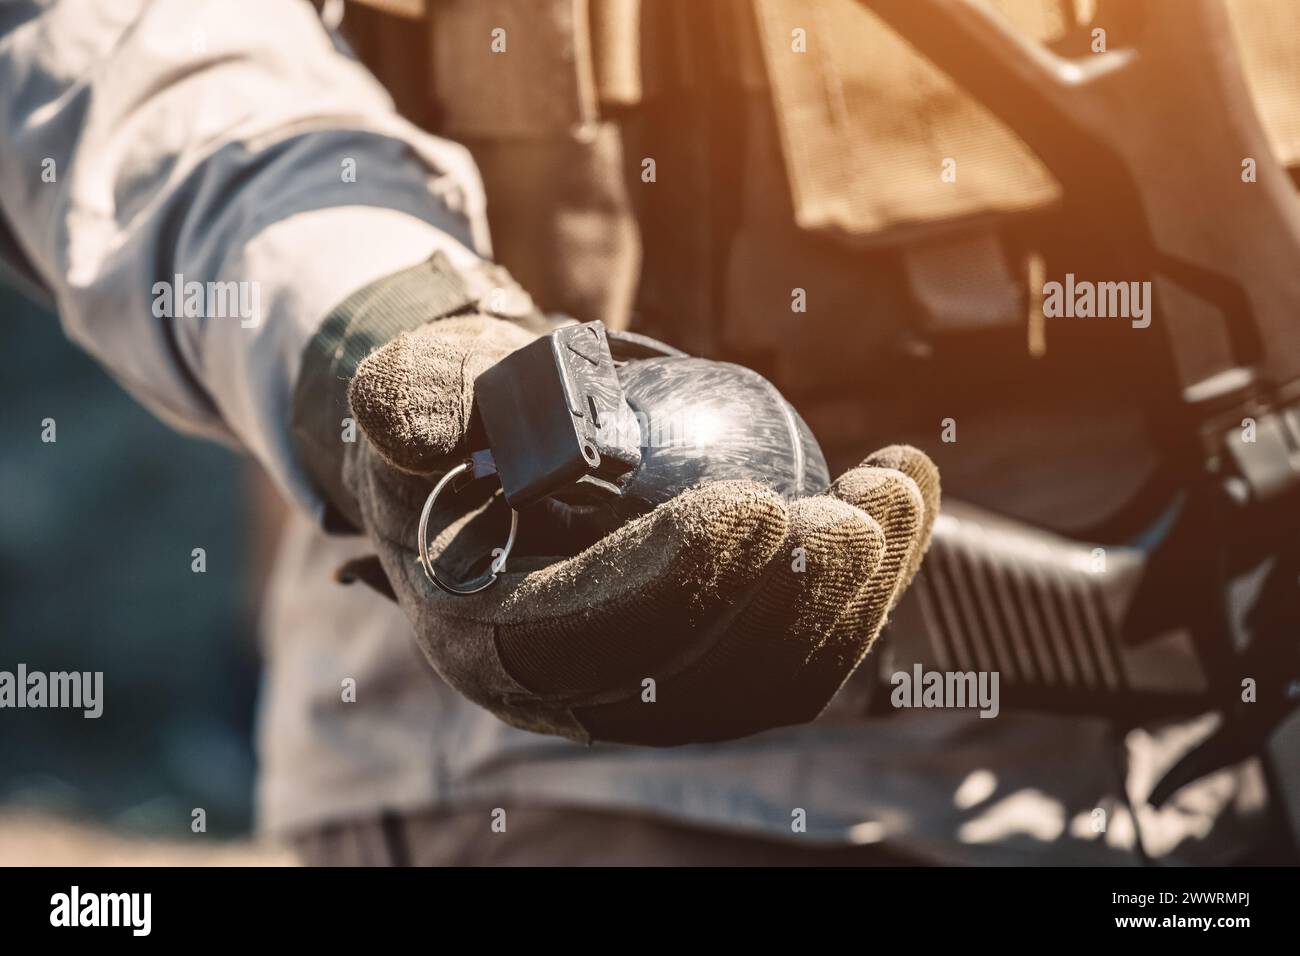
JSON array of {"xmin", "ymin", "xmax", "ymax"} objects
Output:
[{"xmin": 0, "ymin": 0, "xmax": 493, "ymax": 518}]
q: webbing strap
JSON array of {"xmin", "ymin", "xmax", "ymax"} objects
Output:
[{"xmin": 290, "ymin": 253, "xmax": 480, "ymax": 532}]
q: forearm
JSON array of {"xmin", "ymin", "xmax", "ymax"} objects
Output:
[{"xmin": 0, "ymin": 0, "xmax": 491, "ymax": 517}]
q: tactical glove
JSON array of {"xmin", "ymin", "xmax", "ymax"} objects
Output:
[{"xmin": 295, "ymin": 255, "xmax": 940, "ymax": 746}]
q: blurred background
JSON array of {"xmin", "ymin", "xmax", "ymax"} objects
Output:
[{"xmin": 0, "ymin": 282, "xmax": 291, "ymax": 864}]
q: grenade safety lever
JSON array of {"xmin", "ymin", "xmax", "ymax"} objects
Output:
[
  {"xmin": 474, "ymin": 320, "xmax": 640, "ymax": 508},
  {"xmin": 416, "ymin": 321, "xmax": 640, "ymax": 595}
]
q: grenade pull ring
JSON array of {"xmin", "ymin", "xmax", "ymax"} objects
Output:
[{"xmin": 417, "ymin": 451, "xmax": 518, "ymax": 596}]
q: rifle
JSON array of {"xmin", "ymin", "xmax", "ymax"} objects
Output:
[{"xmin": 857, "ymin": 0, "xmax": 1300, "ymax": 837}]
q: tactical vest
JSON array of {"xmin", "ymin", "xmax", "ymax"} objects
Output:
[{"xmin": 337, "ymin": 0, "xmax": 1300, "ymax": 535}]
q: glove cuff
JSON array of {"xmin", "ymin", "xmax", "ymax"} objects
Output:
[{"xmin": 291, "ymin": 251, "xmax": 539, "ymax": 532}]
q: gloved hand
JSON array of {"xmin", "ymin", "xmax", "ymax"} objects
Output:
[{"xmin": 336, "ymin": 314, "xmax": 939, "ymax": 747}]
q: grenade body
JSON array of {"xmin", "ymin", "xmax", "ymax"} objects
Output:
[{"xmin": 552, "ymin": 354, "xmax": 830, "ymax": 534}]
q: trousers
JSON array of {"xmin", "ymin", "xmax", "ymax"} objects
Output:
[{"xmin": 293, "ymin": 805, "xmax": 922, "ymax": 866}]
